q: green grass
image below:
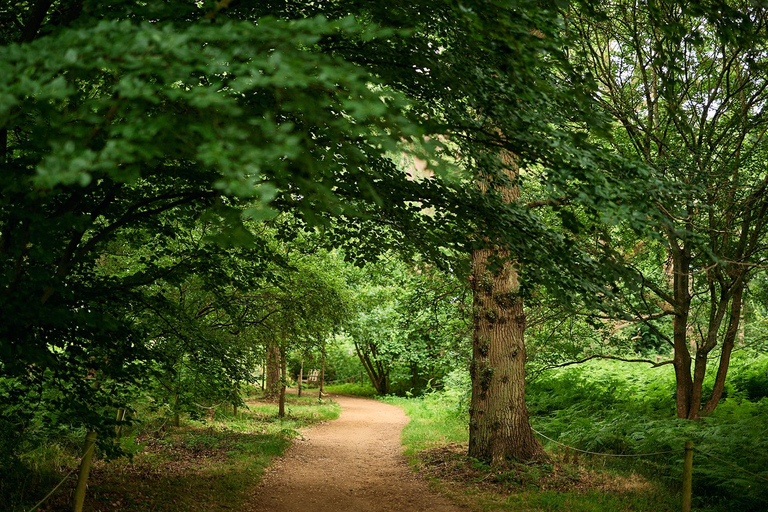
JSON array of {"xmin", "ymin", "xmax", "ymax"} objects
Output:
[
  {"xmin": 8, "ymin": 391, "xmax": 340, "ymax": 512},
  {"xmin": 323, "ymin": 382, "xmax": 378, "ymax": 397},
  {"xmin": 383, "ymin": 391, "xmax": 680, "ymax": 511},
  {"xmin": 381, "ymin": 394, "xmax": 468, "ymax": 456}
]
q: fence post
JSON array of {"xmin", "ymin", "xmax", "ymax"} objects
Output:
[
  {"xmin": 682, "ymin": 440, "xmax": 694, "ymax": 512},
  {"xmin": 72, "ymin": 431, "xmax": 97, "ymax": 512}
]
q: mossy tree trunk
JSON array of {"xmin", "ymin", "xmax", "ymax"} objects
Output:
[
  {"xmin": 468, "ymin": 153, "xmax": 543, "ymax": 464},
  {"xmin": 468, "ymin": 248, "xmax": 544, "ymax": 464}
]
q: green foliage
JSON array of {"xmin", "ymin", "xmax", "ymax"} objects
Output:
[
  {"xmin": 386, "ymin": 357, "xmax": 768, "ymax": 510},
  {"xmin": 344, "ymin": 255, "xmax": 471, "ymax": 395},
  {"xmin": 529, "ymin": 361, "xmax": 768, "ymax": 511}
]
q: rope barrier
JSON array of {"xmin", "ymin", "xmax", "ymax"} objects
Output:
[
  {"xmin": 25, "ymin": 442, "xmax": 95, "ymax": 512},
  {"xmin": 694, "ymin": 448, "xmax": 768, "ymax": 484},
  {"xmin": 533, "ymin": 427, "xmax": 768, "ymax": 485},
  {"xmin": 531, "ymin": 427, "xmax": 680, "ymax": 458}
]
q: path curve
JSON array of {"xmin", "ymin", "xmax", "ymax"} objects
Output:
[{"xmin": 246, "ymin": 394, "xmax": 465, "ymax": 512}]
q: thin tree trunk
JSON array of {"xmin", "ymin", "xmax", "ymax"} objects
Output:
[
  {"xmin": 671, "ymin": 247, "xmax": 694, "ymax": 419},
  {"xmin": 278, "ymin": 344, "xmax": 287, "ymax": 418},
  {"xmin": 261, "ymin": 359, "xmax": 266, "ymax": 391},
  {"xmin": 233, "ymin": 380, "xmax": 239, "ymax": 416},
  {"xmin": 172, "ymin": 392, "xmax": 180, "ymax": 427},
  {"xmin": 319, "ymin": 341, "xmax": 326, "ymax": 399},
  {"xmin": 702, "ymin": 283, "xmax": 744, "ymax": 415},
  {"xmin": 298, "ymin": 358, "xmax": 304, "ymax": 397},
  {"xmin": 115, "ymin": 408, "xmax": 126, "ymax": 439}
]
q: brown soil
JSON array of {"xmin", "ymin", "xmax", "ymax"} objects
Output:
[{"xmin": 246, "ymin": 394, "xmax": 466, "ymax": 512}]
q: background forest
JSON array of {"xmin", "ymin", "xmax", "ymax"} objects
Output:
[{"xmin": 1, "ymin": 0, "xmax": 768, "ymax": 510}]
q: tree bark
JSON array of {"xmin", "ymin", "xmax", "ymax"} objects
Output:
[
  {"xmin": 319, "ymin": 341, "xmax": 326, "ymax": 399},
  {"xmin": 265, "ymin": 343, "xmax": 281, "ymax": 401},
  {"xmin": 468, "ymin": 248, "xmax": 545, "ymax": 464},
  {"xmin": 298, "ymin": 358, "xmax": 304, "ymax": 397},
  {"xmin": 702, "ymin": 283, "xmax": 744, "ymax": 416},
  {"xmin": 670, "ymin": 243, "xmax": 694, "ymax": 419},
  {"xmin": 278, "ymin": 344, "xmax": 287, "ymax": 418}
]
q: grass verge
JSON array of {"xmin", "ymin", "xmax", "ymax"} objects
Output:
[
  {"xmin": 12, "ymin": 392, "xmax": 339, "ymax": 511},
  {"xmin": 382, "ymin": 393, "xmax": 680, "ymax": 512},
  {"xmin": 322, "ymin": 382, "xmax": 378, "ymax": 397}
]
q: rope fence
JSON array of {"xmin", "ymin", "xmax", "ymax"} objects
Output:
[
  {"xmin": 531, "ymin": 427, "xmax": 680, "ymax": 458},
  {"xmin": 532, "ymin": 427, "xmax": 768, "ymax": 512},
  {"xmin": 25, "ymin": 441, "xmax": 95, "ymax": 512},
  {"xmin": 693, "ymin": 447, "xmax": 768, "ymax": 484}
]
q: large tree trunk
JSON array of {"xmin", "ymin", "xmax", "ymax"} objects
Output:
[
  {"xmin": 265, "ymin": 342, "xmax": 281, "ymax": 401},
  {"xmin": 468, "ymin": 248, "xmax": 544, "ymax": 464}
]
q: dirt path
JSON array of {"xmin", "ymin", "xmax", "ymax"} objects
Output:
[{"xmin": 246, "ymin": 394, "xmax": 466, "ymax": 512}]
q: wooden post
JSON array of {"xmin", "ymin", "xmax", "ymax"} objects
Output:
[
  {"xmin": 682, "ymin": 440, "xmax": 694, "ymax": 512},
  {"xmin": 115, "ymin": 408, "xmax": 125, "ymax": 438},
  {"xmin": 72, "ymin": 431, "xmax": 97, "ymax": 512}
]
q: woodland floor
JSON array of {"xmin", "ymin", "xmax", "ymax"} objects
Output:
[{"xmin": 245, "ymin": 393, "xmax": 465, "ymax": 512}]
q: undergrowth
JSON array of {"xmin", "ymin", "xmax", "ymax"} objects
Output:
[
  {"xmin": 5, "ymin": 392, "xmax": 339, "ymax": 511},
  {"xmin": 387, "ymin": 353, "xmax": 768, "ymax": 511}
]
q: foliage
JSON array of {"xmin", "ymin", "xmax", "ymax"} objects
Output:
[
  {"xmin": 528, "ymin": 360, "xmax": 768, "ymax": 511},
  {"xmin": 385, "ymin": 390, "xmax": 679, "ymax": 512},
  {"xmin": 387, "ymin": 357, "xmax": 768, "ymax": 510},
  {"xmin": 568, "ymin": 0, "xmax": 768, "ymax": 418},
  {"xmin": 344, "ymin": 255, "xmax": 471, "ymax": 395}
]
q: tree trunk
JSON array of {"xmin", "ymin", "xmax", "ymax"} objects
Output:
[
  {"xmin": 278, "ymin": 344, "xmax": 287, "ymax": 418},
  {"xmin": 468, "ymin": 248, "xmax": 544, "ymax": 464},
  {"xmin": 172, "ymin": 391, "xmax": 180, "ymax": 427},
  {"xmin": 115, "ymin": 408, "xmax": 126, "ymax": 439},
  {"xmin": 319, "ymin": 341, "xmax": 326, "ymax": 399},
  {"xmin": 265, "ymin": 342, "xmax": 281, "ymax": 400},
  {"xmin": 670, "ymin": 245, "xmax": 695, "ymax": 419},
  {"xmin": 298, "ymin": 358, "xmax": 304, "ymax": 397},
  {"xmin": 702, "ymin": 283, "xmax": 744, "ymax": 415}
]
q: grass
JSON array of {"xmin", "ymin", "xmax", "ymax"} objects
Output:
[
  {"xmin": 383, "ymin": 392, "xmax": 680, "ymax": 512},
  {"xmin": 322, "ymin": 382, "xmax": 378, "ymax": 397},
  {"xmin": 9, "ymin": 391, "xmax": 339, "ymax": 511}
]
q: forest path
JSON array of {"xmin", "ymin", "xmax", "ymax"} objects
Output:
[{"xmin": 246, "ymin": 393, "xmax": 465, "ymax": 512}]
